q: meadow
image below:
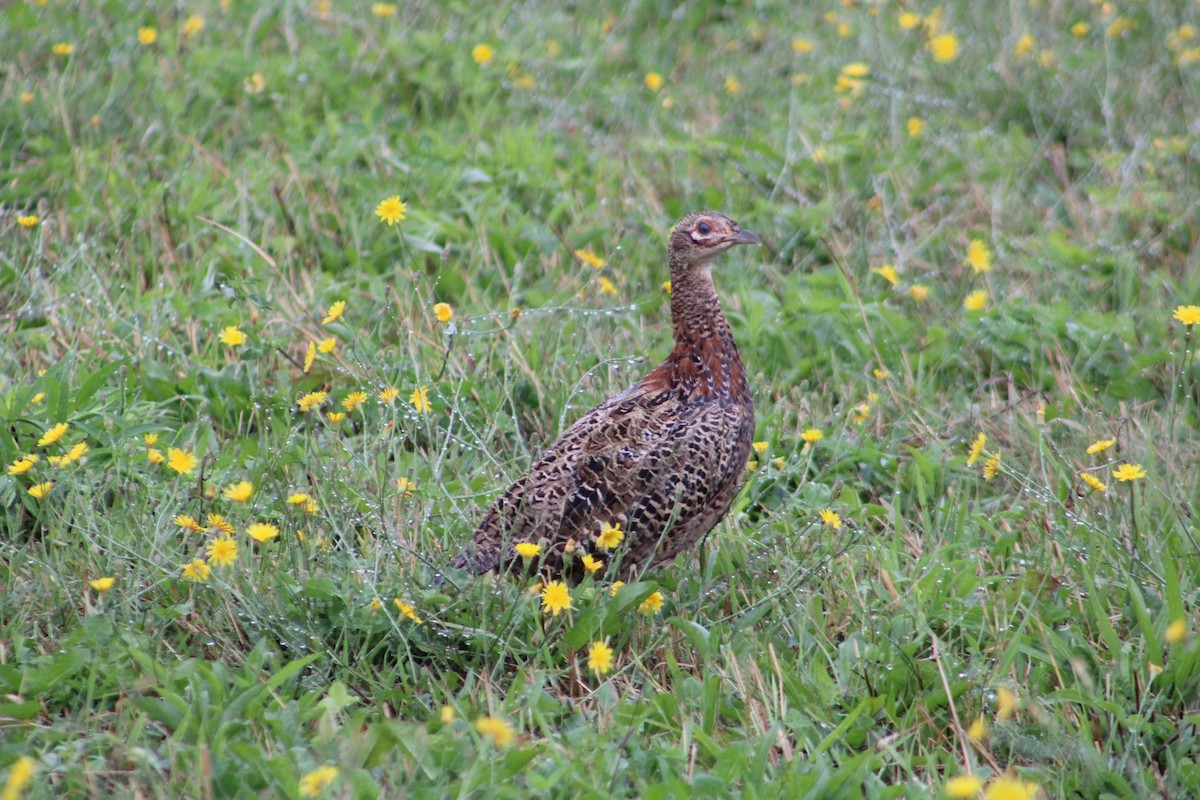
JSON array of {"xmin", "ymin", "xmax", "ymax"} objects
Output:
[{"xmin": 3, "ymin": 0, "xmax": 1200, "ymax": 797}]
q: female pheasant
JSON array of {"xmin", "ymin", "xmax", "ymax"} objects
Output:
[{"xmin": 453, "ymin": 211, "xmax": 759, "ymax": 580}]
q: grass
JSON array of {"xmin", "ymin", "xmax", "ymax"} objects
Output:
[{"xmin": 3, "ymin": 0, "xmax": 1200, "ymax": 797}]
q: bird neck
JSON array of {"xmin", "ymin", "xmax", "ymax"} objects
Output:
[
  {"xmin": 669, "ymin": 263, "xmax": 729, "ymax": 345},
  {"xmin": 661, "ymin": 259, "xmax": 748, "ymax": 401}
]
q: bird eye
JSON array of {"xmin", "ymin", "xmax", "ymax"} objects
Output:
[{"xmin": 697, "ymin": 221, "xmax": 712, "ymax": 235}]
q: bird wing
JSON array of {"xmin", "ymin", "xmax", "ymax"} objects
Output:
[{"xmin": 456, "ymin": 386, "xmax": 734, "ymax": 574}]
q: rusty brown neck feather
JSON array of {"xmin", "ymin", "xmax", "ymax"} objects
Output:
[{"xmin": 643, "ymin": 246, "xmax": 748, "ymax": 402}]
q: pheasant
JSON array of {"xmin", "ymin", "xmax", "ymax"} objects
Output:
[{"xmin": 452, "ymin": 211, "xmax": 759, "ymax": 580}]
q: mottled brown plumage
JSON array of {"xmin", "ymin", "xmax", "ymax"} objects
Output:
[{"xmin": 453, "ymin": 211, "xmax": 759, "ymax": 580}]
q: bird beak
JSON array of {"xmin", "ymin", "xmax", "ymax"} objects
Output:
[{"xmin": 728, "ymin": 227, "xmax": 761, "ymax": 246}]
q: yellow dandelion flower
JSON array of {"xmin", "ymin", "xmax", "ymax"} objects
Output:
[
  {"xmin": 90, "ymin": 577, "xmax": 115, "ymax": 592},
  {"xmin": 143, "ymin": 433, "xmax": 159, "ymax": 446},
  {"xmin": 183, "ymin": 16, "xmax": 204, "ymax": 37},
  {"xmin": 287, "ymin": 493, "xmax": 311, "ymax": 506},
  {"xmin": 433, "ymin": 302, "xmax": 454, "ymax": 323},
  {"xmin": 472, "ymin": 43, "xmax": 495, "ymax": 65},
  {"xmin": 342, "ymin": 391, "xmax": 368, "ymax": 411},
  {"xmin": 1014, "ymin": 33, "xmax": 1035, "ymax": 58},
  {"xmin": 317, "ymin": 337, "xmax": 336, "ymax": 354},
  {"xmin": 371, "ymin": 2, "xmax": 397, "ymax": 17},
  {"xmin": 321, "ymin": 301, "xmax": 346, "ymax": 325},
  {"xmin": 137, "ymin": 27, "xmax": 157, "ymax": 45},
  {"xmin": 907, "ymin": 116, "xmax": 924, "ymax": 137},
  {"xmin": 967, "ymin": 716, "xmax": 988, "ymax": 742},
  {"xmin": 223, "ymin": 481, "xmax": 253, "ymax": 503},
  {"xmin": 792, "ymin": 38, "xmax": 813, "ymax": 53},
  {"xmin": 375, "ymin": 196, "xmax": 407, "ymax": 225},
  {"xmin": 1113, "ymin": 463, "xmax": 1146, "ymax": 482},
  {"xmin": 393, "ymin": 598, "xmax": 423, "ymax": 623},
  {"xmin": 1080, "ymin": 472, "xmax": 1107, "ymax": 493},
  {"xmin": 8, "ymin": 456, "xmax": 37, "ymax": 475},
  {"xmin": 645, "ymin": 72, "xmax": 664, "ymax": 91},
  {"xmin": 752, "ymin": 441, "xmax": 768, "ymax": 456},
  {"xmin": 181, "ymin": 558, "xmax": 211, "ymax": 582},
  {"xmin": 724, "ymin": 75, "xmax": 742, "ymax": 94},
  {"xmin": 1172, "ymin": 305, "xmax": 1200, "ymax": 326},
  {"xmin": 662, "ymin": 280, "xmax": 672, "ymax": 294},
  {"xmin": 206, "ymin": 537, "xmax": 238, "ymax": 567},
  {"xmin": 581, "ymin": 554, "xmax": 603, "ymax": 573},
  {"xmin": 746, "ymin": 460, "xmax": 758, "ymax": 472},
  {"xmin": 1107, "ymin": 18, "xmax": 1134, "ymax": 39},
  {"xmin": 851, "ymin": 403, "xmax": 870, "ymax": 423},
  {"xmin": 410, "ymin": 386, "xmax": 432, "ymax": 414},
  {"xmin": 966, "ymin": 239, "xmax": 992, "ymax": 273},
  {"xmin": 874, "ymin": 264, "xmax": 900, "ymax": 286},
  {"xmin": 587, "ymin": 639, "xmax": 615, "ymax": 675},
  {"xmin": 298, "ymin": 391, "xmax": 328, "ymax": 412},
  {"xmin": 964, "ymin": 290, "xmax": 987, "ymax": 311},
  {"xmin": 928, "ymin": 33, "xmax": 959, "ymax": 62},
  {"xmin": 440, "ymin": 705, "xmax": 456, "ymax": 724},
  {"xmin": 206, "ymin": 514, "xmax": 234, "ymax": 535},
  {"xmin": 147, "ymin": 448, "xmax": 165, "ymax": 464},
  {"xmin": 639, "ymin": 590, "xmax": 664, "ymax": 615},
  {"xmin": 547, "ymin": 39, "xmax": 562, "ymax": 57},
  {"xmin": 873, "ymin": 368, "xmax": 890, "ymax": 380},
  {"xmin": 52, "ymin": 42, "xmax": 75, "ymax": 56},
  {"xmin": 540, "ymin": 580, "xmax": 573, "ymax": 616},
  {"xmin": 515, "ymin": 542, "xmax": 541, "ymax": 558},
  {"xmin": 597, "ymin": 277, "xmax": 618, "ymax": 296},
  {"xmin": 1165, "ymin": 617, "xmax": 1188, "ymax": 644},
  {"xmin": 966, "ymin": 433, "xmax": 986, "ymax": 465},
  {"xmin": 303, "ymin": 499, "xmax": 319, "ymax": 515},
  {"xmin": 17, "ymin": 215, "xmax": 39, "ymax": 228},
  {"xmin": 302, "ymin": 341, "xmax": 316, "ymax": 373},
  {"xmin": 38, "ymin": 422, "xmax": 70, "ymax": 447},
  {"xmin": 167, "ymin": 448, "xmax": 197, "ymax": 475},
  {"xmin": 299, "ymin": 765, "xmax": 339, "ymax": 797},
  {"xmin": 983, "ymin": 777, "xmax": 1039, "ymax": 800},
  {"xmin": 834, "ymin": 74, "xmax": 864, "ymax": 95},
  {"xmin": 983, "ymin": 453, "xmax": 1001, "ymax": 480},
  {"xmin": 801, "ymin": 428, "xmax": 824, "ymax": 444},
  {"xmin": 396, "ymin": 477, "xmax": 415, "ymax": 496},
  {"xmin": 596, "ymin": 521, "xmax": 624, "ymax": 550},
  {"xmin": 995, "ymin": 686, "xmax": 1018, "ymax": 721},
  {"xmin": 819, "ymin": 509, "xmax": 841, "ymax": 529},
  {"xmin": 2, "ymin": 755, "xmax": 36, "ymax": 800},
  {"xmin": 379, "ymin": 387, "xmax": 400, "ymax": 404},
  {"xmin": 609, "ymin": 581, "xmax": 625, "ymax": 597},
  {"xmin": 58, "ymin": 441, "xmax": 88, "ymax": 466},
  {"xmin": 19, "ymin": 92, "xmax": 34, "ymax": 104},
  {"xmin": 898, "ymin": 12, "xmax": 921, "ymax": 30},
  {"xmin": 909, "ymin": 284, "xmax": 930, "ymax": 302},
  {"xmin": 945, "ymin": 775, "xmax": 984, "ymax": 798},
  {"xmin": 1087, "ymin": 437, "xmax": 1116, "ymax": 454},
  {"xmin": 474, "ymin": 716, "xmax": 514, "ymax": 747},
  {"xmin": 247, "ymin": 523, "xmax": 280, "ymax": 543},
  {"xmin": 574, "ymin": 248, "xmax": 605, "ymax": 269},
  {"xmin": 327, "ymin": 411, "xmax": 345, "ymax": 423},
  {"xmin": 1071, "ymin": 22, "xmax": 1089, "ymax": 38},
  {"xmin": 174, "ymin": 514, "xmax": 204, "ymax": 532},
  {"xmin": 243, "ymin": 73, "xmax": 266, "ymax": 94}
]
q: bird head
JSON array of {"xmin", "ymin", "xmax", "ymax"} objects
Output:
[{"xmin": 669, "ymin": 211, "xmax": 760, "ymax": 267}]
